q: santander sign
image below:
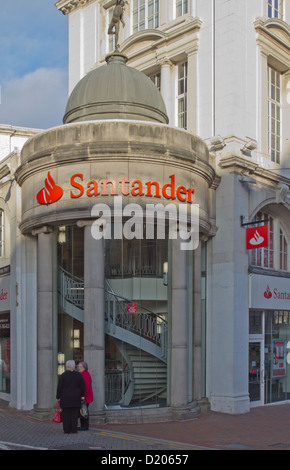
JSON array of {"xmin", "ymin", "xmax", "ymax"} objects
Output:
[
  {"xmin": 36, "ymin": 172, "xmax": 196, "ymax": 206},
  {"xmin": 36, "ymin": 172, "xmax": 63, "ymax": 205},
  {"xmin": 264, "ymin": 285, "xmax": 290, "ymax": 301}
]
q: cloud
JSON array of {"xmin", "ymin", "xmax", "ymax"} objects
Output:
[
  {"xmin": 0, "ymin": 67, "xmax": 68, "ymax": 129},
  {"xmin": 0, "ymin": 1, "xmax": 68, "ymax": 82}
]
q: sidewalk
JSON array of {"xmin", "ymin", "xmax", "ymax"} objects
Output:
[
  {"xmin": 1, "ymin": 399, "xmax": 290, "ymax": 451},
  {"xmin": 98, "ymin": 403, "xmax": 290, "ymax": 450}
]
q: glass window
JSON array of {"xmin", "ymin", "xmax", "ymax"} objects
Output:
[
  {"xmin": 250, "ymin": 212, "xmax": 274, "ymax": 269},
  {"xmin": 57, "ymin": 226, "xmax": 85, "ymax": 370},
  {"xmin": 0, "ymin": 313, "xmax": 10, "ymax": 394},
  {"xmin": 149, "ymin": 72, "xmax": 161, "ymax": 91},
  {"xmin": 268, "ymin": 65, "xmax": 282, "ymax": 164},
  {"xmin": 105, "ymin": 232, "xmax": 168, "ymax": 409},
  {"xmin": 249, "ymin": 213, "xmax": 289, "ymax": 272},
  {"xmin": 177, "ymin": 62, "xmax": 188, "ymax": 129},
  {"xmin": 176, "ymin": 0, "xmax": 188, "ymax": 17},
  {"xmin": 267, "ymin": 0, "xmax": 283, "ymax": 19},
  {"xmin": 249, "ymin": 311, "xmax": 263, "ymax": 335},
  {"xmin": 133, "ymin": 0, "xmax": 159, "ymax": 33},
  {"xmin": 265, "ymin": 310, "xmax": 290, "ymax": 404}
]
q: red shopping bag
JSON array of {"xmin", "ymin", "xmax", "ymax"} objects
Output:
[{"xmin": 52, "ymin": 401, "xmax": 63, "ymax": 423}]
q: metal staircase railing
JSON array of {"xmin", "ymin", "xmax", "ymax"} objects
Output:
[
  {"xmin": 105, "ymin": 280, "xmax": 168, "ymax": 363},
  {"xmin": 58, "ymin": 267, "xmax": 168, "ymax": 405}
]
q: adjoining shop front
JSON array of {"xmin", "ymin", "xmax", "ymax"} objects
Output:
[{"xmin": 249, "ymin": 274, "xmax": 290, "ymax": 407}]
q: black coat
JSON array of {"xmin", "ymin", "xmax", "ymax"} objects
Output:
[{"xmin": 56, "ymin": 370, "xmax": 85, "ymax": 408}]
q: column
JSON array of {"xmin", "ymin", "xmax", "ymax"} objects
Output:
[
  {"xmin": 187, "ymin": 48, "xmax": 198, "ymax": 134},
  {"xmin": 170, "ymin": 238, "xmax": 188, "ymax": 408},
  {"xmin": 193, "ymin": 242, "xmax": 202, "ymax": 401},
  {"xmin": 83, "ymin": 223, "xmax": 105, "ymax": 418},
  {"xmin": 33, "ymin": 226, "xmax": 54, "ymax": 415},
  {"xmin": 160, "ymin": 59, "xmax": 173, "ymax": 125}
]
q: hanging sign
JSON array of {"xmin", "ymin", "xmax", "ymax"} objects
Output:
[
  {"xmin": 126, "ymin": 302, "xmax": 138, "ymax": 314},
  {"xmin": 246, "ymin": 225, "xmax": 269, "ymax": 250}
]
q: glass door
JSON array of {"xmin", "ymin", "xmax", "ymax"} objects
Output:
[{"xmin": 249, "ymin": 340, "xmax": 264, "ymax": 407}]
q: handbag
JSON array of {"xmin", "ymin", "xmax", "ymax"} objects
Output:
[
  {"xmin": 80, "ymin": 400, "xmax": 88, "ymax": 419},
  {"xmin": 52, "ymin": 401, "xmax": 63, "ymax": 423}
]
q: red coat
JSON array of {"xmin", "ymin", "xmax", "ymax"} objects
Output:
[{"xmin": 81, "ymin": 370, "xmax": 94, "ymax": 404}]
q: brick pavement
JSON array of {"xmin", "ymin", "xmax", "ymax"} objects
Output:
[{"xmin": 1, "ymin": 399, "xmax": 290, "ymax": 451}]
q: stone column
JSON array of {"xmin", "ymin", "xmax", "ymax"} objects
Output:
[
  {"xmin": 33, "ymin": 226, "xmax": 55, "ymax": 416},
  {"xmin": 170, "ymin": 238, "xmax": 188, "ymax": 409},
  {"xmin": 160, "ymin": 59, "xmax": 173, "ymax": 125},
  {"xmin": 186, "ymin": 47, "xmax": 198, "ymax": 134},
  {"xmin": 82, "ymin": 222, "xmax": 105, "ymax": 420},
  {"xmin": 193, "ymin": 242, "xmax": 202, "ymax": 401}
]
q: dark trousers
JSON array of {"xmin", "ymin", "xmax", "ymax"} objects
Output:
[
  {"xmin": 80, "ymin": 403, "xmax": 89, "ymax": 430},
  {"xmin": 62, "ymin": 407, "xmax": 79, "ymax": 434}
]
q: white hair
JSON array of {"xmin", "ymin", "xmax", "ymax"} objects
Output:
[{"xmin": 66, "ymin": 360, "xmax": 76, "ymax": 371}]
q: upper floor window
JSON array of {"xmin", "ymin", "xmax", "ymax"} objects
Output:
[
  {"xmin": 176, "ymin": 0, "xmax": 188, "ymax": 17},
  {"xmin": 268, "ymin": 65, "xmax": 282, "ymax": 164},
  {"xmin": 0, "ymin": 211, "xmax": 4, "ymax": 257},
  {"xmin": 177, "ymin": 62, "xmax": 187, "ymax": 129},
  {"xmin": 133, "ymin": 0, "xmax": 159, "ymax": 33},
  {"xmin": 267, "ymin": 0, "xmax": 283, "ymax": 19},
  {"xmin": 250, "ymin": 212, "xmax": 289, "ymax": 272},
  {"xmin": 149, "ymin": 72, "xmax": 161, "ymax": 91}
]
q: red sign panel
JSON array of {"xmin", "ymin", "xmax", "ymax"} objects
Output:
[
  {"xmin": 126, "ymin": 303, "xmax": 138, "ymax": 314},
  {"xmin": 246, "ymin": 225, "xmax": 269, "ymax": 250}
]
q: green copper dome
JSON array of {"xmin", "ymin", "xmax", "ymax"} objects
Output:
[{"xmin": 63, "ymin": 53, "xmax": 169, "ymax": 125}]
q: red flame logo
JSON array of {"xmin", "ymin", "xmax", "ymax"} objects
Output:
[
  {"xmin": 264, "ymin": 286, "xmax": 272, "ymax": 300},
  {"xmin": 36, "ymin": 172, "xmax": 63, "ymax": 205}
]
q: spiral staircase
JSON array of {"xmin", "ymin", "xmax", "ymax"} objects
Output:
[{"xmin": 58, "ymin": 267, "xmax": 168, "ymax": 407}]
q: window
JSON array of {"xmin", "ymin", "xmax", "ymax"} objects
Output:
[
  {"xmin": 176, "ymin": 0, "xmax": 188, "ymax": 17},
  {"xmin": 133, "ymin": 0, "xmax": 159, "ymax": 33},
  {"xmin": 267, "ymin": 0, "xmax": 283, "ymax": 19},
  {"xmin": 268, "ymin": 66, "xmax": 282, "ymax": 164},
  {"xmin": 0, "ymin": 211, "xmax": 4, "ymax": 257},
  {"xmin": 250, "ymin": 212, "xmax": 289, "ymax": 271},
  {"xmin": 149, "ymin": 72, "xmax": 161, "ymax": 91},
  {"xmin": 177, "ymin": 62, "xmax": 187, "ymax": 129},
  {"xmin": 280, "ymin": 229, "xmax": 288, "ymax": 271}
]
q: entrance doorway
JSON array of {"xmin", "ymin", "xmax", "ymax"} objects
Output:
[
  {"xmin": 249, "ymin": 340, "xmax": 264, "ymax": 406},
  {"xmin": 249, "ymin": 310, "xmax": 290, "ymax": 407}
]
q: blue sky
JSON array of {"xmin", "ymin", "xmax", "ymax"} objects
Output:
[{"xmin": 0, "ymin": 0, "xmax": 68, "ymax": 129}]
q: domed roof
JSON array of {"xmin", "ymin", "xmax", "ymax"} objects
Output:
[{"xmin": 63, "ymin": 53, "xmax": 168, "ymax": 125}]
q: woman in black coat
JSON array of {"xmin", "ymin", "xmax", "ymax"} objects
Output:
[{"xmin": 56, "ymin": 360, "xmax": 85, "ymax": 434}]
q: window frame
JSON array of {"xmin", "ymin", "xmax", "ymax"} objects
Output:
[
  {"xmin": 268, "ymin": 65, "xmax": 282, "ymax": 164},
  {"xmin": 267, "ymin": 0, "xmax": 284, "ymax": 20},
  {"xmin": 132, "ymin": 0, "xmax": 159, "ymax": 34},
  {"xmin": 249, "ymin": 212, "xmax": 289, "ymax": 272},
  {"xmin": 176, "ymin": 0, "xmax": 188, "ymax": 18},
  {"xmin": 176, "ymin": 61, "xmax": 188, "ymax": 130}
]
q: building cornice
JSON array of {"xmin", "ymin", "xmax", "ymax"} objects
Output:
[
  {"xmin": 55, "ymin": 0, "xmax": 95, "ymax": 15},
  {"xmin": 254, "ymin": 17, "xmax": 290, "ymax": 71},
  {"xmin": 219, "ymin": 153, "xmax": 290, "ymax": 187}
]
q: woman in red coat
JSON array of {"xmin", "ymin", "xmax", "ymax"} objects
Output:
[{"xmin": 77, "ymin": 361, "xmax": 94, "ymax": 430}]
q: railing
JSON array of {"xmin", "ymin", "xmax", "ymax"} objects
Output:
[
  {"xmin": 105, "ymin": 280, "xmax": 168, "ymax": 361},
  {"xmin": 58, "ymin": 267, "xmax": 168, "ymax": 403},
  {"xmin": 105, "ymin": 366, "xmax": 131, "ymax": 405},
  {"xmin": 58, "ymin": 267, "xmax": 84, "ymax": 309}
]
